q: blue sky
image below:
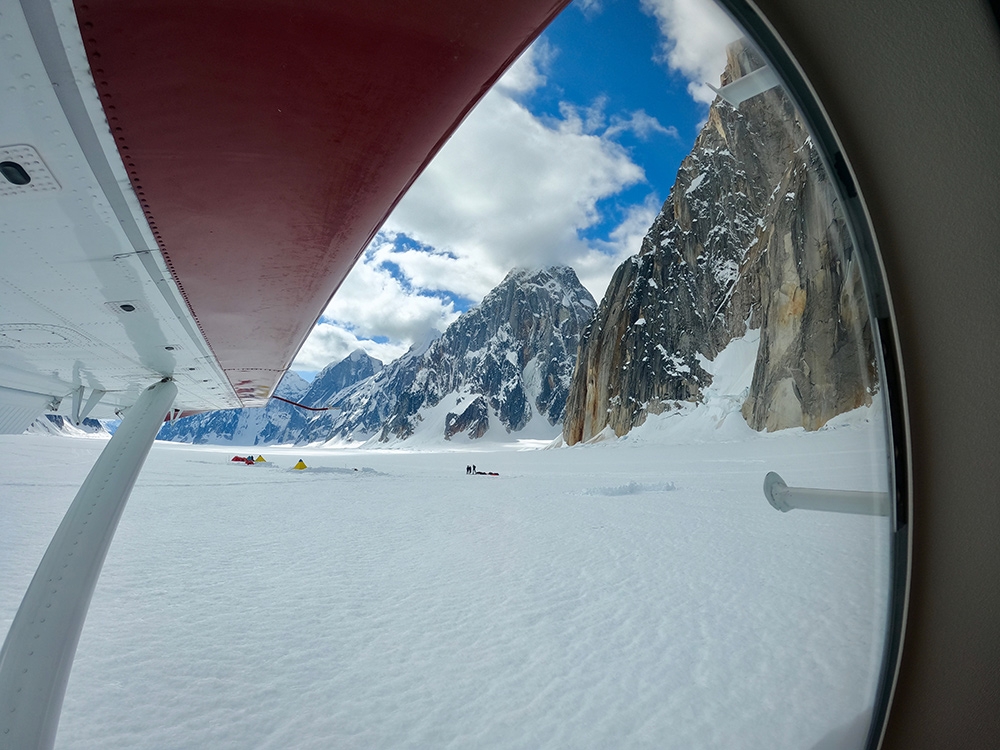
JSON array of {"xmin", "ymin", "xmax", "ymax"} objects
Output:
[
  {"xmin": 532, "ymin": 0, "xmax": 704, "ymax": 198},
  {"xmin": 292, "ymin": 0, "xmax": 741, "ymax": 375}
]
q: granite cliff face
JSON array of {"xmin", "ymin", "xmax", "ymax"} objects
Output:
[{"xmin": 563, "ymin": 41, "xmax": 875, "ymax": 444}]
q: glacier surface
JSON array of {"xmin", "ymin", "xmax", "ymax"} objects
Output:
[{"xmin": 1, "ymin": 390, "xmax": 891, "ymax": 749}]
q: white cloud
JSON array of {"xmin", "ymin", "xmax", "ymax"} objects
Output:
[
  {"xmin": 493, "ymin": 38, "xmax": 554, "ymax": 97},
  {"xmin": 382, "ymin": 82, "xmax": 646, "ymax": 299},
  {"xmin": 559, "ymin": 98, "xmax": 679, "ymax": 142},
  {"xmin": 576, "ymin": 0, "xmax": 604, "ymax": 19},
  {"xmin": 641, "ymin": 0, "xmax": 743, "ymax": 104},
  {"xmin": 604, "ymin": 110, "xmax": 680, "ymax": 141},
  {"xmin": 573, "ymin": 193, "xmax": 662, "ymax": 295},
  {"xmin": 295, "ymin": 28, "xmax": 684, "ymax": 371},
  {"xmin": 327, "ymin": 241, "xmax": 460, "ymax": 339},
  {"xmin": 563, "ymin": 94, "xmax": 610, "ymax": 135},
  {"xmin": 292, "ymin": 322, "xmax": 409, "ymax": 371},
  {"xmin": 293, "ymin": 242, "xmax": 461, "ymax": 370}
]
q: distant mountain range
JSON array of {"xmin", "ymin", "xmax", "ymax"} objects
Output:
[
  {"xmin": 158, "ymin": 40, "xmax": 875, "ymax": 450},
  {"xmin": 156, "ymin": 266, "xmax": 595, "ymax": 446}
]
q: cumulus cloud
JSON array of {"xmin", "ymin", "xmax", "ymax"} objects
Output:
[
  {"xmin": 556, "ymin": 95, "xmax": 610, "ymax": 135},
  {"xmin": 572, "ymin": 194, "xmax": 662, "ymax": 294},
  {"xmin": 381, "ymin": 82, "xmax": 646, "ymax": 300},
  {"xmin": 326, "ymin": 241, "xmax": 459, "ymax": 338},
  {"xmin": 295, "ymin": 28, "xmax": 681, "ymax": 371},
  {"xmin": 551, "ymin": 96, "xmax": 679, "ymax": 144},
  {"xmin": 641, "ymin": 0, "xmax": 743, "ymax": 104},
  {"xmin": 292, "ymin": 322, "xmax": 409, "ymax": 372},
  {"xmin": 576, "ymin": 0, "xmax": 604, "ymax": 19},
  {"xmin": 292, "ymin": 241, "xmax": 461, "ymax": 370},
  {"xmin": 604, "ymin": 110, "xmax": 680, "ymax": 141},
  {"xmin": 493, "ymin": 38, "xmax": 554, "ymax": 97}
]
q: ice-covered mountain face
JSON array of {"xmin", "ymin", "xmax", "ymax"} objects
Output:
[
  {"xmin": 302, "ymin": 349, "xmax": 383, "ymax": 408},
  {"xmin": 156, "ymin": 351, "xmax": 383, "ymax": 445},
  {"xmin": 273, "ymin": 370, "xmax": 310, "ymax": 403},
  {"xmin": 157, "ymin": 268, "xmax": 593, "ymax": 446},
  {"xmin": 433, "ymin": 266, "xmax": 596, "ymax": 436},
  {"xmin": 329, "ymin": 266, "xmax": 596, "ymax": 443},
  {"xmin": 563, "ymin": 41, "xmax": 876, "ymax": 445}
]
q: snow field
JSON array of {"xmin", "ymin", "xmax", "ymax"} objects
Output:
[{"xmin": 0, "ymin": 418, "xmax": 891, "ymax": 750}]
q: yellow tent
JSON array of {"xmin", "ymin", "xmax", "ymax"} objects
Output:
[
  {"xmin": 255, "ymin": 455, "xmax": 266, "ymax": 463},
  {"xmin": 293, "ymin": 459, "xmax": 307, "ymax": 470}
]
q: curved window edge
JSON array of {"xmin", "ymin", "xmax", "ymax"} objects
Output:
[{"xmin": 713, "ymin": 3, "xmax": 913, "ymax": 749}]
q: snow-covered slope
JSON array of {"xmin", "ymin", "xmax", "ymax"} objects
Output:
[
  {"xmin": 1, "ymin": 403, "xmax": 892, "ymax": 749},
  {"xmin": 24, "ymin": 415, "xmax": 112, "ymax": 438}
]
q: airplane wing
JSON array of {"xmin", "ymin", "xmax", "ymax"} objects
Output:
[
  {"xmin": 0, "ymin": 0, "xmax": 569, "ymax": 428},
  {"xmin": 0, "ymin": 1, "xmax": 570, "ymax": 745}
]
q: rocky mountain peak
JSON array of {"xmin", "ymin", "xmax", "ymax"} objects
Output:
[
  {"xmin": 303, "ymin": 348, "xmax": 383, "ymax": 408},
  {"xmin": 274, "ymin": 370, "xmax": 310, "ymax": 401},
  {"xmin": 563, "ymin": 39, "xmax": 875, "ymax": 445},
  {"xmin": 357, "ymin": 263, "xmax": 596, "ymax": 442},
  {"xmin": 158, "ymin": 265, "xmax": 598, "ymax": 447}
]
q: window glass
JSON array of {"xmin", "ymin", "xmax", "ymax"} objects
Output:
[{"xmin": 0, "ymin": 1, "xmax": 899, "ymax": 748}]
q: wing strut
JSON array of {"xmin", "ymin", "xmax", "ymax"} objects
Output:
[
  {"xmin": 763, "ymin": 471, "xmax": 891, "ymax": 516},
  {"xmin": 707, "ymin": 64, "xmax": 781, "ymax": 106},
  {"xmin": 0, "ymin": 378, "xmax": 177, "ymax": 750}
]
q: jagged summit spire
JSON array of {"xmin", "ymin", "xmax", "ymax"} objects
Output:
[
  {"xmin": 563, "ymin": 40, "xmax": 874, "ymax": 445},
  {"xmin": 499, "ymin": 264, "xmax": 584, "ymax": 284}
]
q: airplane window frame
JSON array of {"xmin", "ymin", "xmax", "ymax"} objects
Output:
[{"xmin": 713, "ymin": 2, "xmax": 912, "ymax": 749}]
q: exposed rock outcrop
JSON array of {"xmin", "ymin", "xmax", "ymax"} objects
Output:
[
  {"xmin": 445, "ymin": 396, "xmax": 490, "ymax": 440},
  {"xmin": 563, "ymin": 41, "xmax": 875, "ymax": 444},
  {"xmin": 350, "ymin": 265, "xmax": 595, "ymax": 442}
]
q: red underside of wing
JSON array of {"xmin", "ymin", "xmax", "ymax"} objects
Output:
[{"xmin": 73, "ymin": 0, "xmax": 568, "ymax": 405}]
